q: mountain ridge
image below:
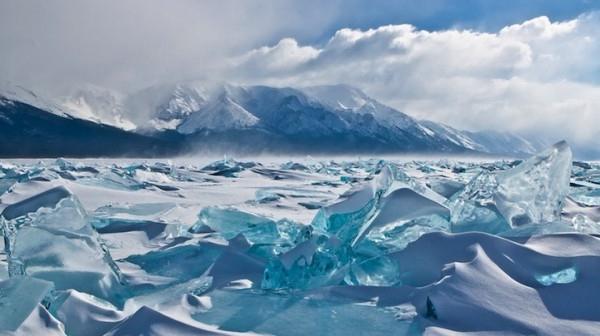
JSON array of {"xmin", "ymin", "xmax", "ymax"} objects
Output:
[{"xmin": 0, "ymin": 82, "xmax": 548, "ymax": 157}]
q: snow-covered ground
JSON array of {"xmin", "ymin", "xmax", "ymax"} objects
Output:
[{"xmin": 3, "ymin": 142, "xmax": 600, "ymax": 335}]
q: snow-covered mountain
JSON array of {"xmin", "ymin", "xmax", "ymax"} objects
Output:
[
  {"xmin": 170, "ymin": 83, "xmax": 544, "ymax": 155},
  {"xmin": 0, "ymin": 81, "xmax": 549, "ymax": 156},
  {"xmin": 301, "ymin": 84, "xmax": 416, "ymax": 129},
  {"xmin": 0, "ymin": 82, "xmax": 72, "ymax": 118},
  {"xmin": 61, "ymin": 85, "xmax": 136, "ymax": 130},
  {"xmin": 419, "ymin": 120, "xmax": 546, "ymax": 156},
  {"xmin": 124, "ymin": 82, "xmax": 211, "ymax": 130},
  {"xmin": 178, "ymin": 94, "xmax": 259, "ymax": 134},
  {"xmin": 0, "ymin": 95, "xmax": 181, "ymax": 157}
]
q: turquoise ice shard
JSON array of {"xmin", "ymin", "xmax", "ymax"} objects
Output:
[
  {"xmin": 312, "ymin": 165, "xmax": 393, "ymax": 243},
  {"xmin": 346, "ymin": 255, "xmax": 400, "ymax": 286},
  {"xmin": 207, "ymin": 234, "xmax": 266, "ymax": 290},
  {"xmin": 0, "ymin": 276, "xmax": 54, "ymax": 331},
  {"xmin": 387, "ymin": 164, "xmax": 448, "ymax": 204},
  {"xmin": 90, "ymin": 202, "xmax": 180, "ymax": 230},
  {"xmin": 1, "ymin": 186, "xmax": 124, "ymax": 304},
  {"xmin": 276, "ymin": 219, "xmax": 313, "ymax": 246},
  {"xmin": 347, "ymin": 188, "xmax": 450, "ymax": 284},
  {"xmin": 263, "ymin": 237, "xmax": 320, "ymax": 289},
  {"xmin": 426, "ymin": 177, "xmax": 465, "ymax": 199},
  {"xmin": 264, "ymin": 166, "xmax": 424, "ymax": 290},
  {"xmin": 450, "ymin": 141, "xmax": 572, "ymax": 234},
  {"xmin": 255, "ymin": 189, "xmax": 281, "ymax": 203},
  {"xmin": 189, "ymin": 207, "xmax": 279, "ymax": 244},
  {"xmin": 261, "ymin": 235, "xmax": 345, "ymax": 290},
  {"xmin": 571, "ymin": 214, "xmax": 600, "ymax": 234},
  {"xmin": 124, "ymin": 241, "xmax": 224, "ymax": 286},
  {"xmin": 281, "ymin": 161, "xmax": 309, "ymax": 171},
  {"xmin": 0, "ymin": 178, "xmax": 15, "ymax": 197},
  {"xmin": 494, "ymin": 140, "xmax": 572, "ymax": 227},
  {"xmin": 354, "ymin": 187, "xmax": 450, "ymax": 246},
  {"xmin": 535, "ymin": 267, "xmax": 577, "ymax": 286},
  {"xmin": 190, "ymin": 206, "xmax": 311, "ymax": 250},
  {"xmin": 201, "ymin": 158, "xmax": 257, "ymax": 177},
  {"xmin": 361, "ymin": 214, "xmax": 450, "ymax": 253}
]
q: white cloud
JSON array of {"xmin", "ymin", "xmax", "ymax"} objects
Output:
[
  {"xmin": 0, "ymin": 0, "xmax": 339, "ymax": 94},
  {"xmin": 233, "ymin": 14, "xmax": 600, "ymax": 148},
  {"xmin": 500, "ymin": 16, "xmax": 578, "ymax": 40},
  {"xmin": 234, "ymin": 38, "xmax": 320, "ymax": 75}
]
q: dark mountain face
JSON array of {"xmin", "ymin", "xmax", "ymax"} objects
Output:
[{"xmin": 0, "ymin": 98, "xmax": 183, "ymax": 158}]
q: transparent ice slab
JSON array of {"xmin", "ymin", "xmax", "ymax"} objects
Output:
[
  {"xmin": 361, "ymin": 214, "xmax": 450, "ymax": 254},
  {"xmin": 0, "ymin": 276, "xmax": 54, "ymax": 331},
  {"xmin": 1, "ymin": 186, "xmax": 125, "ymax": 304},
  {"xmin": 312, "ymin": 165, "xmax": 393, "ymax": 244},
  {"xmin": 125, "ymin": 241, "xmax": 224, "ymax": 286},
  {"xmin": 354, "ymin": 187, "xmax": 450, "ymax": 246},
  {"xmin": 450, "ymin": 141, "xmax": 573, "ymax": 235},
  {"xmin": 495, "ymin": 140, "xmax": 572, "ymax": 227},
  {"xmin": 449, "ymin": 171, "xmax": 509, "ymax": 234},
  {"xmin": 190, "ymin": 207, "xmax": 279, "ymax": 244}
]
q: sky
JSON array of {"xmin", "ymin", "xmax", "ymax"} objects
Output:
[{"xmin": 1, "ymin": 0, "xmax": 600, "ymax": 149}]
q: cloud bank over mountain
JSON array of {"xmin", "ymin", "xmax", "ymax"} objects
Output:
[
  {"xmin": 233, "ymin": 14, "xmax": 600, "ymax": 147},
  {"xmin": 2, "ymin": 2, "xmax": 600, "ymax": 150}
]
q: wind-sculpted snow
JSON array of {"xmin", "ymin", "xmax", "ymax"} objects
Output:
[{"xmin": 3, "ymin": 142, "xmax": 600, "ymax": 334}]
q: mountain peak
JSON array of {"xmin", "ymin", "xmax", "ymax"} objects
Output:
[
  {"xmin": 177, "ymin": 90, "xmax": 259, "ymax": 134},
  {"xmin": 301, "ymin": 84, "xmax": 369, "ymax": 110}
]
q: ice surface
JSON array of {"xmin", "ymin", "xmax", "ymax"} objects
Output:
[
  {"xmin": 2, "ymin": 153, "xmax": 600, "ymax": 335},
  {"xmin": 190, "ymin": 288, "xmax": 418, "ymax": 335}
]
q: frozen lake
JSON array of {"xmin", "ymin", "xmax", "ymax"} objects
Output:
[{"xmin": 3, "ymin": 142, "xmax": 600, "ymax": 335}]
